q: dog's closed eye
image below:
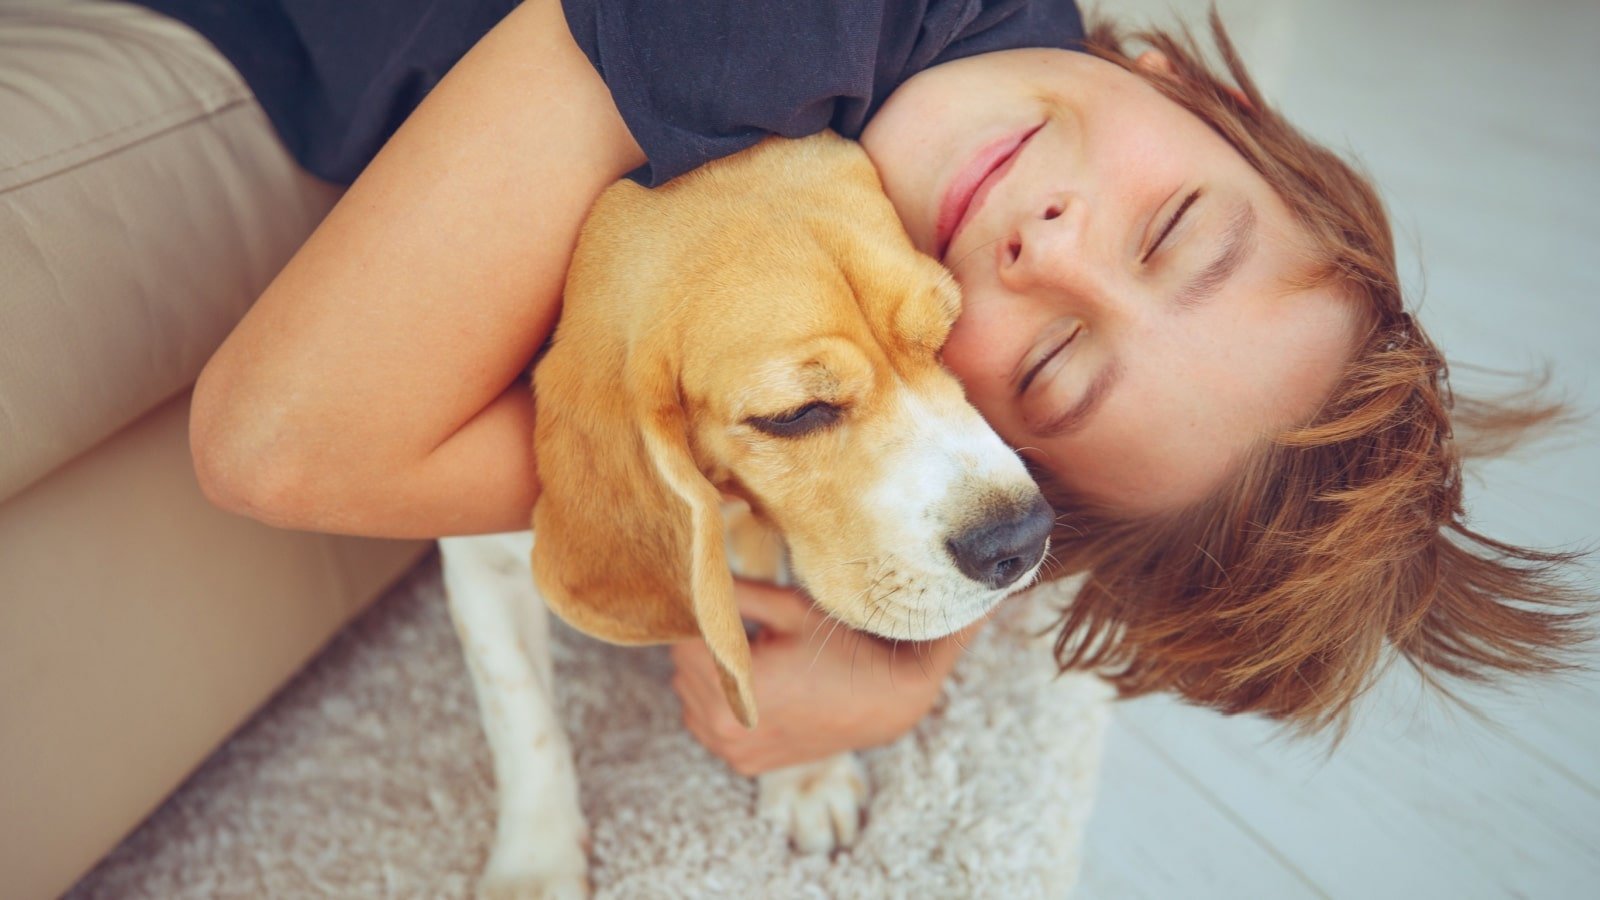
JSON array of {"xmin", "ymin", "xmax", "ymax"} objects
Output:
[{"xmin": 746, "ymin": 402, "xmax": 843, "ymax": 438}]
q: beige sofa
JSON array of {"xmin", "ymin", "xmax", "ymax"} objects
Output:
[{"xmin": 0, "ymin": 4, "xmax": 429, "ymax": 897}]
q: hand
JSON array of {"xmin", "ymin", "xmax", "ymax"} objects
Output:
[{"xmin": 670, "ymin": 578, "xmax": 982, "ymax": 776}]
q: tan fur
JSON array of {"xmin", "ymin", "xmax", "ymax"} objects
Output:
[{"xmin": 532, "ymin": 133, "xmax": 1041, "ymax": 728}]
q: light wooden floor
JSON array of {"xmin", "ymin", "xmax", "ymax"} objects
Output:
[{"xmin": 1076, "ymin": 1, "xmax": 1600, "ymax": 897}]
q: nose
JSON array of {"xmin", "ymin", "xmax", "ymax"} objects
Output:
[
  {"xmin": 997, "ymin": 193, "xmax": 1096, "ymax": 295},
  {"xmin": 946, "ymin": 494, "xmax": 1054, "ymax": 590}
]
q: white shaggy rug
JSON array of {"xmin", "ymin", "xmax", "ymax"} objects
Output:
[{"xmin": 67, "ymin": 554, "xmax": 1111, "ymax": 899}]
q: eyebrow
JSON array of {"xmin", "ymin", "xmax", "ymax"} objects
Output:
[
  {"xmin": 1176, "ymin": 199, "xmax": 1257, "ymax": 309},
  {"xmin": 1037, "ymin": 360, "xmax": 1123, "ymax": 438}
]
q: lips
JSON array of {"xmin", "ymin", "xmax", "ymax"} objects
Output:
[{"xmin": 935, "ymin": 123, "xmax": 1044, "ymax": 261}]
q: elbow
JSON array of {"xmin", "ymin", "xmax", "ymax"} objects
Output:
[
  {"xmin": 190, "ymin": 430, "xmax": 304, "ymax": 529},
  {"xmin": 188, "ymin": 368, "xmax": 320, "ymax": 530}
]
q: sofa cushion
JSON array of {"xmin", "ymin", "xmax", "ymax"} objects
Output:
[
  {"xmin": 0, "ymin": 0, "xmax": 341, "ymax": 502},
  {"xmin": 0, "ymin": 388, "xmax": 430, "ymax": 900}
]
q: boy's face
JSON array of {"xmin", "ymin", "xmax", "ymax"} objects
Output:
[{"xmin": 862, "ymin": 48, "xmax": 1356, "ymax": 514}]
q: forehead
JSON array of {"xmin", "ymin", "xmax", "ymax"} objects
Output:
[
  {"xmin": 714, "ymin": 234, "xmax": 958, "ymax": 345},
  {"xmin": 680, "ymin": 250, "xmax": 959, "ymax": 406}
]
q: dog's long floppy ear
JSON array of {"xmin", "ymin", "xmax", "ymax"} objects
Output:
[
  {"xmin": 635, "ymin": 398, "xmax": 758, "ymax": 729},
  {"xmin": 531, "ymin": 333, "xmax": 757, "ymax": 728}
]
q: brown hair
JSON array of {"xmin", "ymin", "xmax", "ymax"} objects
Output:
[{"xmin": 1040, "ymin": 10, "xmax": 1592, "ymax": 735}]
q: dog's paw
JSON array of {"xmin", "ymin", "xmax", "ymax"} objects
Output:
[
  {"xmin": 476, "ymin": 822, "xmax": 591, "ymax": 900},
  {"xmin": 476, "ymin": 857, "xmax": 590, "ymax": 900},
  {"xmin": 757, "ymin": 752, "xmax": 871, "ymax": 854}
]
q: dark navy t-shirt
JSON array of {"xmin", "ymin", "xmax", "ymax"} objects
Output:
[{"xmin": 131, "ymin": 0, "xmax": 1084, "ymax": 186}]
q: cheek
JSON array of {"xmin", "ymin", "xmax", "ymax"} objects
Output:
[
  {"xmin": 939, "ymin": 290, "xmax": 1058, "ymax": 445},
  {"xmin": 939, "ymin": 308, "xmax": 1018, "ymax": 410},
  {"xmin": 1030, "ymin": 408, "xmax": 1208, "ymax": 515},
  {"xmin": 938, "ymin": 320, "xmax": 986, "ymax": 386}
]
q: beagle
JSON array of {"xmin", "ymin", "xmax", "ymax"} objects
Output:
[{"xmin": 440, "ymin": 132, "xmax": 1051, "ymax": 899}]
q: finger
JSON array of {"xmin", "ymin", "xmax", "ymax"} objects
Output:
[
  {"xmin": 677, "ymin": 636, "xmax": 781, "ymax": 737},
  {"xmin": 677, "ymin": 680, "xmax": 736, "ymax": 741},
  {"xmin": 670, "ymin": 639, "xmax": 724, "ymax": 691},
  {"xmin": 684, "ymin": 707, "xmax": 755, "ymax": 768},
  {"xmin": 681, "ymin": 708, "xmax": 723, "ymax": 757},
  {"xmin": 672, "ymin": 659, "xmax": 726, "ymax": 722},
  {"xmin": 671, "ymin": 671, "xmax": 701, "ymax": 711},
  {"xmin": 706, "ymin": 697, "xmax": 758, "ymax": 742},
  {"xmin": 732, "ymin": 578, "xmax": 816, "ymax": 634},
  {"xmin": 670, "ymin": 637, "xmax": 711, "ymax": 669}
]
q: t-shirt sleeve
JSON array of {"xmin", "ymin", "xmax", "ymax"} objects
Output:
[{"xmin": 560, "ymin": 0, "xmax": 1084, "ymax": 187}]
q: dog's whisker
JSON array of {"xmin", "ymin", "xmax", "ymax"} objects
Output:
[
  {"xmin": 852, "ymin": 609, "xmax": 881, "ymax": 690},
  {"xmin": 865, "ymin": 584, "xmax": 909, "ymax": 687},
  {"xmin": 857, "ymin": 600, "xmax": 897, "ymax": 686},
  {"xmin": 945, "ymin": 234, "xmax": 1007, "ymax": 274},
  {"xmin": 849, "ymin": 605, "xmax": 880, "ymax": 691},
  {"xmin": 815, "ymin": 556, "xmax": 875, "ymax": 577},
  {"xmin": 806, "ymin": 611, "xmax": 851, "ymax": 674},
  {"xmin": 869, "ymin": 585, "xmax": 905, "ymax": 622},
  {"xmin": 804, "ymin": 608, "xmax": 832, "ymax": 647},
  {"xmin": 825, "ymin": 577, "xmax": 888, "ymax": 659},
  {"xmin": 908, "ymin": 608, "xmax": 934, "ymax": 682},
  {"xmin": 802, "ymin": 601, "xmax": 837, "ymax": 647},
  {"xmin": 803, "ymin": 590, "xmax": 857, "ymax": 649},
  {"xmin": 1050, "ymin": 514, "xmax": 1085, "ymax": 537}
]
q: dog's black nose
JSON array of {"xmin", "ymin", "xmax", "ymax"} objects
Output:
[{"xmin": 946, "ymin": 495, "xmax": 1053, "ymax": 590}]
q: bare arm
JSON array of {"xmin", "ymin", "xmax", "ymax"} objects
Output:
[{"xmin": 191, "ymin": 0, "xmax": 644, "ymax": 538}]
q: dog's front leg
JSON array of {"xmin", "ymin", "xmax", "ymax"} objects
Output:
[{"xmin": 440, "ymin": 534, "xmax": 589, "ymax": 900}]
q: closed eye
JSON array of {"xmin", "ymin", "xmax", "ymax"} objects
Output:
[
  {"xmin": 746, "ymin": 402, "xmax": 842, "ymax": 438},
  {"xmin": 1142, "ymin": 189, "xmax": 1200, "ymax": 264}
]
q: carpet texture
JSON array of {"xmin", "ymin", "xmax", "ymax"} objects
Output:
[{"xmin": 67, "ymin": 554, "xmax": 1111, "ymax": 899}]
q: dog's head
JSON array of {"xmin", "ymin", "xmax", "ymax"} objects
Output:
[{"xmin": 533, "ymin": 133, "xmax": 1050, "ymax": 727}]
